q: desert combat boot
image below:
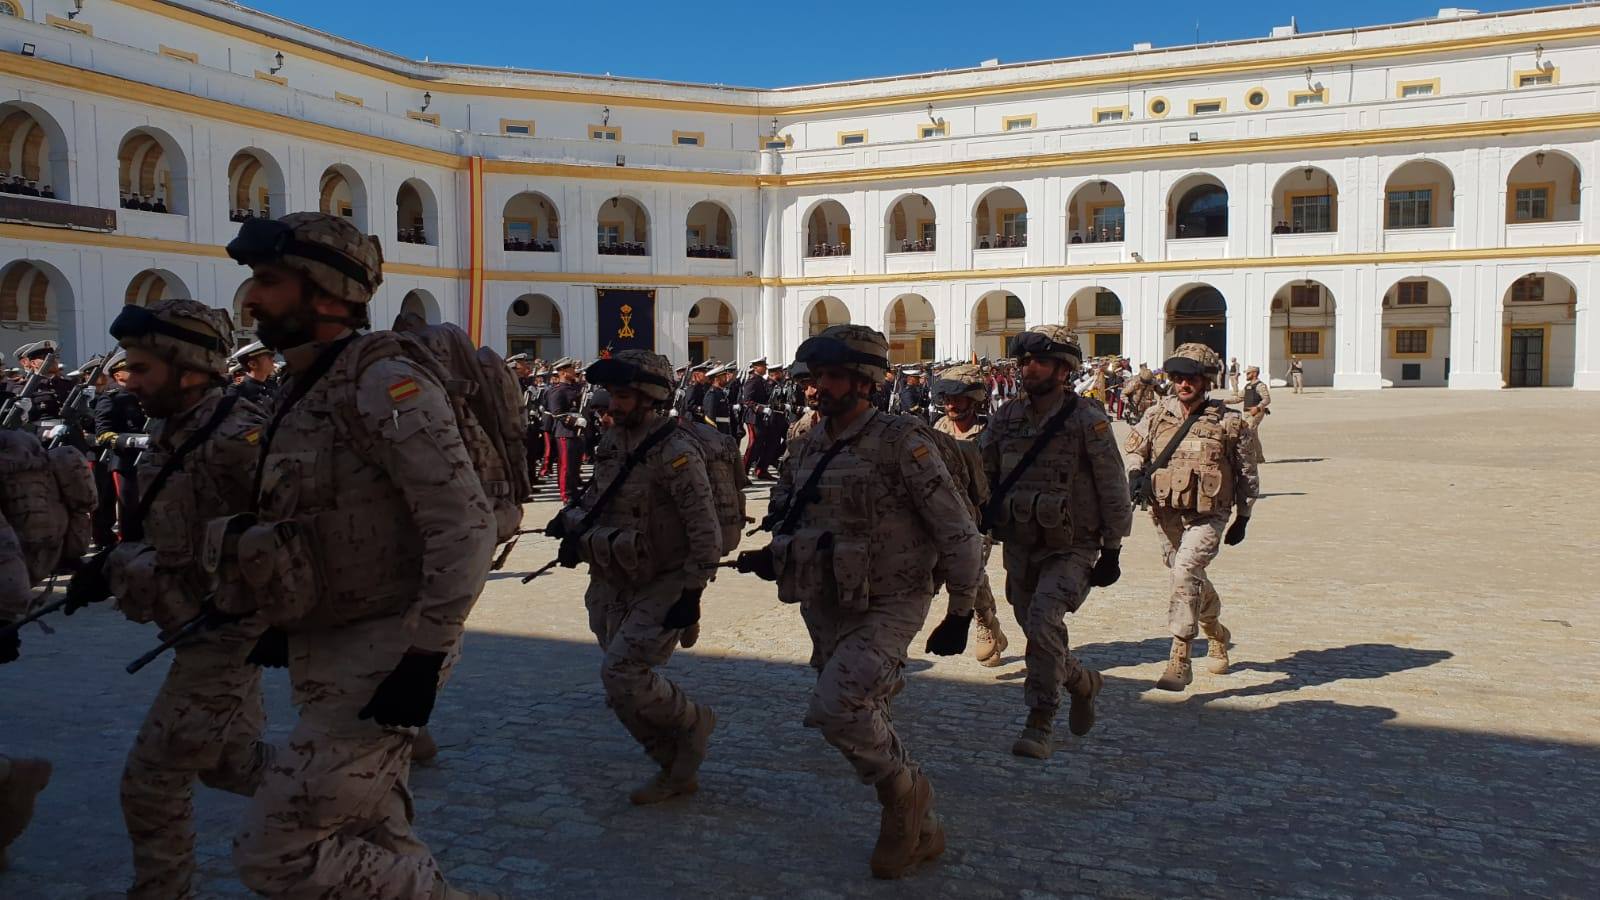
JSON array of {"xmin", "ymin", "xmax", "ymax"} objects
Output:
[
  {"xmin": 972, "ymin": 608, "xmax": 1008, "ymax": 667},
  {"xmin": 630, "ymin": 705, "xmax": 717, "ymax": 805},
  {"xmin": 1155, "ymin": 637, "xmax": 1194, "ymax": 691},
  {"xmin": 1011, "ymin": 708, "xmax": 1055, "ymax": 759},
  {"xmin": 1200, "ymin": 621, "xmax": 1231, "ymax": 674},
  {"xmin": 870, "ymin": 769, "xmax": 946, "ymax": 879}
]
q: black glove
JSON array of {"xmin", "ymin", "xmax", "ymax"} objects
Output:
[
  {"xmin": 358, "ymin": 651, "xmax": 446, "ymax": 728},
  {"xmin": 544, "ymin": 509, "xmax": 568, "ymax": 539},
  {"xmin": 1088, "ymin": 547, "xmax": 1122, "ymax": 587},
  {"xmin": 64, "ymin": 550, "xmax": 113, "ymax": 614},
  {"xmin": 0, "ymin": 620, "xmax": 18, "ymax": 665},
  {"xmin": 662, "ymin": 588, "xmax": 703, "ymax": 631},
  {"xmin": 1225, "ymin": 516, "xmax": 1249, "ymax": 546},
  {"xmin": 556, "ymin": 535, "xmax": 582, "ymax": 569},
  {"xmin": 1128, "ymin": 469, "xmax": 1154, "ymax": 510},
  {"xmin": 734, "ymin": 547, "xmax": 776, "ymax": 581},
  {"xmin": 246, "ymin": 627, "xmax": 289, "ymax": 667},
  {"xmin": 924, "ymin": 612, "xmax": 973, "ymax": 656}
]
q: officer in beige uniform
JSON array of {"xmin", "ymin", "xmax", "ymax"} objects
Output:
[
  {"xmin": 1241, "ymin": 365, "xmax": 1270, "ymax": 464},
  {"xmin": 223, "ymin": 212, "xmax": 497, "ymax": 899},
  {"xmin": 764, "ymin": 325, "xmax": 981, "ymax": 880},
  {"xmin": 92, "ymin": 300, "xmax": 276, "ymax": 900},
  {"xmin": 564, "ymin": 350, "xmax": 722, "ymax": 805},
  {"xmin": 1125, "ymin": 343, "xmax": 1259, "ymax": 692},
  {"xmin": 979, "ymin": 328, "xmax": 1131, "ymax": 758},
  {"xmin": 930, "ymin": 363, "xmax": 1010, "ymax": 667}
]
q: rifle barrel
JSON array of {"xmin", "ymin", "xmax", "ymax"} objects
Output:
[
  {"xmin": 125, "ymin": 611, "xmax": 212, "ymax": 674},
  {"xmin": 0, "ymin": 596, "xmax": 69, "ymax": 637},
  {"xmin": 519, "ymin": 557, "xmax": 560, "ymax": 584}
]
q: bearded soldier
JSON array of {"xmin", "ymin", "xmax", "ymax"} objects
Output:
[
  {"xmin": 1124, "ymin": 343, "xmax": 1259, "ymax": 692},
  {"xmin": 79, "ymin": 300, "xmax": 275, "ymax": 899},
  {"xmin": 761, "ymin": 325, "xmax": 981, "ymax": 879},
  {"xmin": 979, "ymin": 327, "xmax": 1131, "ymax": 758},
  {"xmin": 930, "ymin": 363, "xmax": 1010, "ymax": 667},
  {"xmin": 559, "ymin": 350, "xmax": 721, "ymax": 804},
  {"xmin": 223, "ymin": 212, "xmax": 497, "ymax": 899}
]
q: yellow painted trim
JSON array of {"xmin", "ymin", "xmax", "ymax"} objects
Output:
[
  {"xmin": 1244, "ymin": 87, "xmax": 1269, "ymax": 110},
  {"xmin": 588, "ymin": 124, "xmax": 622, "ymax": 141},
  {"xmin": 1389, "ymin": 326, "xmax": 1433, "ymax": 358},
  {"xmin": 1002, "ymin": 114, "xmax": 1036, "ymax": 131},
  {"xmin": 482, "ymin": 158, "xmax": 751, "ymax": 187},
  {"xmin": 1092, "ymin": 105, "xmax": 1130, "ymax": 124},
  {"xmin": 388, "ymin": 261, "xmax": 468, "ymax": 279},
  {"xmin": 1395, "ymin": 78, "xmax": 1440, "ymax": 98},
  {"xmin": 45, "ymin": 14, "xmax": 90, "ymax": 36},
  {"xmin": 673, "ymin": 130, "xmax": 705, "ymax": 147},
  {"xmin": 759, "ymin": 133, "xmax": 794, "ymax": 150},
  {"xmin": 253, "ymin": 70, "xmax": 287, "ymax": 86},
  {"xmin": 334, "ymin": 92, "xmax": 364, "ymax": 107},
  {"xmin": 1284, "ymin": 328, "xmax": 1327, "ymax": 360},
  {"xmin": 407, "ymin": 110, "xmax": 440, "ymax": 126},
  {"xmin": 1189, "ymin": 97, "xmax": 1226, "ymax": 115},
  {"xmin": 1514, "ymin": 67, "xmax": 1558, "ymax": 88},
  {"xmin": 917, "ymin": 122, "xmax": 946, "ymax": 139},
  {"xmin": 1289, "ymin": 87, "xmax": 1327, "ymax": 106},
  {"xmin": 1502, "ymin": 321, "xmax": 1552, "ymax": 386},
  {"xmin": 486, "ymin": 270, "xmax": 760, "ymax": 288},
  {"xmin": 1384, "ymin": 182, "xmax": 1440, "ymax": 229},
  {"xmin": 158, "ymin": 45, "xmax": 199, "ymax": 65},
  {"xmin": 837, "ymin": 130, "xmax": 868, "ymax": 146},
  {"xmin": 1148, "ymin": 96, "xmax": 1171, "ymax": 118},
  {"xmin": 1507, "ymin": 181, "xmax": 1556, "ymax": 222},
  {"xmin": 499, "ymin": 118, "xmax": 536, "ymax": 136}
]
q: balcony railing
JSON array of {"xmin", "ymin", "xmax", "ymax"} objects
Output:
[
  {"xmin": 687, "ymin": 244, "xmax": 733, "ymax": 259},
  {"xmin": 505, "ymin": 238, "xmax": 558, "ymax": 252},
  {"xmin": 0, "ymin": 194, "xmax": 116, "ymax": 231},
  {"xmin": 976, "ymin": 234, "xmax": 1027, "ymax": 249},
  {"xmin": 598, "ymin": 241, "xmax": 648, "ymax": 256}
]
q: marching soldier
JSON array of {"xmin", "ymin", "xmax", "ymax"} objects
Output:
[
  {"xmin": 561, "ymin": 350, "xmax": 722, "ymax": 804},
  {"xmin": 1241, "ymin": 364, "xmax": 1271, "ymax": 464},
  {"xmin": 739, "ymin": 356, "xmax": 770, "ymax": 475},
  {"xmin": 1124, "ymin": 343, "xmax": 1259, "ymax": 692},
  {"xmin": 12, "ymin": 341, "xmax": 75, "ymax": 421},
  {"xmin": 979, "ymin": 327, "xmax": 1131, "ymax": 758},
  {"xmin": 702, "ymin": 363, "xmax": 736, "ymax": 437},
  {"xmin": 764, "ymin": 324, "xmax": 981, "ymax": 879},
  {"xmin": 83, "ymin": 299, "xmax": 276, "ymax": 899},
  {"xmin": 545, "ymin": 358, "xmax": 583, "ymax": 501},
  {"xmin": 91, "ymin": 352, "xmax": 145, "ymax": 547},
  {"xmin": 223, "ymin": 212, "xmax": 497, "ymax": 898},
  {"xmin": 930, "ymin": 363, "xmax": 1010, "ymax": 668}
]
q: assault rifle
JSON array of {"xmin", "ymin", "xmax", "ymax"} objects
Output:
[
  {"xmin": 125, "ymin": 601, "xmax": 240, "ymax": 674},
  {"xmin": 0, "ymin": 351, "xmax": 54, "ymax": 430},
  {"xmin": 886, "ymin": 365, "xmax": 906, "ymax": 415},
  {"xmin": 48, "ymin": 354, "xmax": 108, "ymax": 451}
]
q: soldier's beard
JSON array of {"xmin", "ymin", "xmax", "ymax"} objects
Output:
[
  {"xmin": 816, "ymin": 387, "xmax": 864, "ymax": 418},
  {"xmin": 253, "ymin": 303, "xmax": 318, "ymax": 351}
]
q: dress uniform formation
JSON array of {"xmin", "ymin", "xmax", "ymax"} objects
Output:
[{"xmin": 0, "ymin": 207, "xmax": 1273, "ymax": 893}]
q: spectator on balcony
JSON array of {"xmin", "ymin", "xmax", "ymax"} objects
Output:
[{"xmin": 151, "ymin": 197, "xmax": 169, "ymax": 214}]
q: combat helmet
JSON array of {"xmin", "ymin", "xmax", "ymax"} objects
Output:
[
  {"xmin": 225, "ymin": 211, "xmax": 384, "ymax": 304},
  {"xmin": 110, "ymin": 299, "xmax": 235, "ymax": 377},
  {"xmin": 1164, "ymin": 342, "xmax": 1222, "ymax": 380},
  {"xmin": 584, "ymin": 349, "xmax": 675, "ymax": 403},
  {"xmin": 793, "ymin": 324, "xmax": 890, "ymax": 383},
  {"xmin": 931, "ymin": 362, "xmax": 988, "ymax": 401},
  {"xmin": 1007, "ymin": 325, "xmax": 1083, "ymax": 368}
]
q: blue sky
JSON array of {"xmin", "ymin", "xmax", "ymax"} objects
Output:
[{"xmin": 247, "ymin": 1, "xmax": 1538, "ymax": 87}]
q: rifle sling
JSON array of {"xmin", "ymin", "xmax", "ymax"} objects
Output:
[
  {"xmin": 775, "ymin": 427, "xmax": 860, "ymax": 536},
  {"xmin": 250, "ymin": 334, "xmax": 359, "ymax": 505},
  {"xmin": 1147, "ymin": 402, "xmax": 1214, "ymax": 474},
  {"xmin": 572, "ymin": 419, "xmax": 679, "ymax": 533},
  {"xmin": 123, "ymin": 394, "xmax": 240, "ymax": 543},
  {"xmin": 984, "ymin": 392, "xmax": 1078, "ymax": 521}
]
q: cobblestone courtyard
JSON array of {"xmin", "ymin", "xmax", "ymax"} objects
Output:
[{"xmin": 3, "ymin": 388, "xmax": 1599, "ymax": 898}]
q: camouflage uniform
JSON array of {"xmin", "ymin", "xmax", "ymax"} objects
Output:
[
  {"xmin": 931, "ymin": 364, "xmax": 1007, "ymax": 666},
  {"xmin": 570, "ymin": 350, "xmax": 722, "ymax": 803},
  {"xmin": 103, "ymin": 300, "xmax": 275, "ymax": 900},
  {"xmin": 224, "ymin": 213, "xmax": 497, "ymax": 897},
  {"xmin": 980, "ymin": 328, "xmax": 1132, "ymax": 757},
  {"xmin": 777, "ymin": 325, "xmax": 982, "ymax": 879},
  {"xmin": 1124, "ymin": 343, "xmax": 1260, "ymax": 690}
]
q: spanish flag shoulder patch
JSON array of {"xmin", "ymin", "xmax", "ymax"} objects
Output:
[
  {"xmin": 912, "ymin": 444, "xmax": 930, "ymax": 460},
  {"xmin": 242, "ymin": 427, "xmax": 262, "ymax": 446},
  {"xmin": 670, "ymin": 454, "xmax": 690, "ymax": 469},
  {"xmin": 1093, "ymin": 420, "xmax": 1110, "ymax": 435},
  {"xmin": 388, "ymin": 377, "xmax": 421, "ymax": 403}
]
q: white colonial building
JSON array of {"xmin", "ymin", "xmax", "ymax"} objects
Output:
[{"xmin": 1, "ymin": 0, "xmax": 1597, "ymax": 388}]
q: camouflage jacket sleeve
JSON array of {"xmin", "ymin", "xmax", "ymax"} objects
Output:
[
  {"xmin": 355, "ymin": 357, "xmax": 497, "ymax": 655},
  {"xmin": 654, "ymin": 433, "xmax": 722, "ymax": 587},
  {"xmin": 0, "ymin": 508, "xmax": 29, "ymax": 621},
  {"xmin": 1123, "ymin": 404, "xmax": 1159, "ymax": 472},
  {"xmin": 1225, "ymin": 413, "xmax": 1260, "ymax": 517},
  {"xmin": 769, "ymin": 433, "xmax": 800, "ymax": 522},
  {"xmin": 900, "ymin": 428, "xmax": 982, "ymax": 615},
  {"xmin": 976, "ymin": 416, "xmax": 1002, "ymax": 488},
  {"xmin": 1078, "ymin": 405, "xmax": 1132, "ymax": 547}
]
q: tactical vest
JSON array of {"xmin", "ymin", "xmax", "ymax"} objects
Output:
[
  {"xmin": 577, "ymin": 424, "xmax": 708, "ymax": 586},
  {"xmin": 1149, "ymin": 402, "xmax": 1237, "ymax": 515},
  {"xmin": 985, "ymin": 398, "xmax": 1108, "ymax": 550},
  {"xmin": 0, "ymin": 429, "xmax": 67, "ymax": 584},
  {"xmin": 1242, "ymin": 383, "xmax": 1262, "ymax": 410},
  {"xmin": 772, "ymin": 413, "xmax": 935, "ymax": 611}
]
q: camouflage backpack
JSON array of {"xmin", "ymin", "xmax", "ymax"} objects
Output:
[{"xmin": 677, "ymin": 419, "xmax": 748, "ymax": 556}]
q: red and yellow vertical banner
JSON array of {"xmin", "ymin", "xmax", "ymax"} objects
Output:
[{"xmin": 467, "ymin": 155, "xmax": 486, "ymax": 343}]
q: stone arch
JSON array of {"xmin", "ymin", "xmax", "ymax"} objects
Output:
[
  {"xmin": 232, "ymin": 280, "xmax": 257, "ymax": 339},
  {"xmin": 227, "ymin": 148, "xmax": 286, "ymax": 221},
  {"xmin": 0, "ymin": 260, "xmax": 74, "ymax": 353},
  {"xmin": 884, "ymin": 193, "xmax": 937, "ymax": 253},
  {"xmin": 804, "ymin": 199, "xmax": 851, "ymax": 257},
  {"xmin": 1379, "ymin": 276, "xmax": 1452, "ymax": 387},
  {"xmin": 395, "ymin": 178, "xmax": 438, "ymax": 246},
  {"xmin": 318, "ymin": 164, "xmax": 368, "ymax": 230},
  {"xmin": 1384, "ymin": 159, "xmax": 1455, "ymax": 229},
  {"xmin": 1269, "ymin": 278, "xmax": 1338, "ymax": 387},
  {"xmin": 399, "ymin": 289, "xmax": 442, "ymax": 325},
  {"xmin": 685, "ymin": 201, "xmax": 735, "ymax": 258},
  {"xmin": 688, "ymin": 297, "xmax": 736, "ymax": 363},
  {"xmin": 598, "ymin": 195, "xmax": 650, "ymax": 255},
  {"xmin": 1270, "ymin": 166, "xmax": 1339, "ymax": 234},
  {"xmin": 971, "ymin": 290, "xmax": 1025, "ymax": 360},
  {"xmin": 1165, "ymin": 284, "xmax": 1227, "ymax": 357},
  {"xmin": 885, "ymin": 293, "xmax": 935, "ymax": 364},
  {"xmin": 1500, "ymin": 270, "xmax": 1577, "ymax": 387},
  {"xmin": 502, "ymin": 191, "xmax": 559, "ymax": 251},
  {"xmin": 506, "ymin": 293, "xmax": 562, "ymax": 359},
  {"xmin": 124, "ymin": 269, "xmax": 191, "ymax": 307},
  {"xmin": 805, "ymin": 295, "xmax": 850, "ymax": 337},
  {"xmin": 117, "ymin": 126, "xmax": 187, "ymax": 214},
  {"xmin": 1066, "ymin": 179, "xmax": 1126, "ymax": 244},
  {"xmin": 0, "ymin": 101, "xmax": 71, "ymax": 200},
  {"xmin": 1066, "ymin": 286, "xmax": 1124, "ymax": 358},
  {"xmin": 1169, "ymin": 173, "xmax": 1229, "ymax": 239},
  {"xmin": 972, "ymin": 186, "xmax": 1028, "ymax": 249},
  {"xmin": 1504, "ymin": 150, "xmax": 1582, "ymax": 225}
]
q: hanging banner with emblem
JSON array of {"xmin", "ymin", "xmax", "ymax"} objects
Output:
[{"xmin": 595, "ymin": 288, "xmax": 656, "ymax": 354}]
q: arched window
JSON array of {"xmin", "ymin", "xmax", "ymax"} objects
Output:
[{"xmin": 1174, "ymin": 184, "xmax": 1228, "ymax": 238}]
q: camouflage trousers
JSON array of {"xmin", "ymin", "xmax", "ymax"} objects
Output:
[
  {"xmin": 801, "ymin": 590, "xmax": 933, "ymax": 786},
  {"xmin": 234, "ymin": 615, "xmax": 454, "ymax": 899},
  {"xmin": 1152, "ymin": 508, "xmax": 1227, "ymax": 640},
  {"xmin": 1001, "ymin": 543, "xmax": 1099, "ymax": 714},
  {"xmin": 585, "ymin": 573, "xmax": 700, "ymax": 765},
  {"xmin": 122, "ymin": 622, "xmax": 270, "ymax": 900}
]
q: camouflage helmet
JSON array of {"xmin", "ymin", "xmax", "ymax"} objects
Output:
[
  {"xmin": 1165, "ymin": 342, "xmax": 1223, "ymax": 378},
  {"xmin": 1008, "ymin": 324, "xmax": 1083, "ymax": 368},
  {"xmin": 794, "ymin": 324, "xmax": 890, "ymax": 383},
  {"xmin": 226, "ymin": 211, "xmax": 384, "ymax": 304},
  {"xmin": 110, "ymin": 299, "xmax": 234, "ymax": 377},
  {"xmin": 585, "ymin": 348, "xmax": 674, "ymax": 403},
  {"xmin": 931, "ymin": 363, "xmax": 988, "ymax": 401}
]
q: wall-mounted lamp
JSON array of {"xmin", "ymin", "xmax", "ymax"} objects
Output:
[
  {"xmin": 1303, "ymin": 166, "xmax": 1315, "ymax": 181},
  {"xmin": 1534, "ymin": 43, "xmax": 1544, "ymax": 65},
  {"xmin": 1130, "ymin": 251, "xmax": 1144, "ymax": 262},
  {"xmin": 1098, "ymin": 180, "xmax": 1109, "ymax": 195},
  {"xmin": 770, "ymin": 116, "xmax": 778, "ymax": 134},
  {"xmin": 19, "ymin": 42, "xmax": 35, "ymax": 57},
  {"xmin": 601, "ymin": 106, "xmax": 610, "ymax": 126},
  {"xmin": 611, "ymin": 196, "xmax": 619, "ymax": 208},
  {"xmin": 615, "ymin": 154, "xmax": 625, "ymax": 167},
  {"xmin": 67, "ymin": 0, "xmax": 85, "ymax": 20},
  {"xmin": 1188, "ymin": 132, "xmax": 1200, "ymax": 142},
  {"xmin": 421, "ymin": 91, "xmax": 432, "ymax": 112},
  {"xmin": 1304, "ymin": 66, "xmax": 1315, "ymax": 90},
  {"xmin": 269, "ymin": 51, "xmax": 285, "ymax": 74},
  {"xmin": 927, "ymin": 103, "xmax": 939, "ymax": 125},
  {"xmin": 1536, "ymin": 150, "xmax": 1547, "ymax": 168}
]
